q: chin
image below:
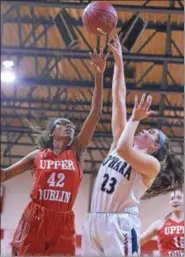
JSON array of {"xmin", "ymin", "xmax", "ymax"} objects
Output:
[
  {"xmin": 172, "ymin": 207, "xmax": 181, "ymax": 212},
  {"xmin": 134, "ymin": 141, "xmax": 146, "ymax": 150}
]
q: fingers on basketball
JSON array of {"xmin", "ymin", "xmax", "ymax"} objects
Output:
[{"xmin": 107, "ymin": 42, "xmax": 116, "ymax": 52}]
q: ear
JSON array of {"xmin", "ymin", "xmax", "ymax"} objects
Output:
[
  {"xmin": 151, "ymin": 142, "xmax": 160, "ymax": 152},
  {"xmin": 153, "ymin": 142, "xmax": 160, "ymax": 150},
  {"xmin": 148, "ymin": 142, "xmax": 160, "ymax": 155}
]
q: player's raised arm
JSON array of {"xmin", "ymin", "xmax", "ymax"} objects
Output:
[
  {"xmin": 75, "ymin": 48, "xmax": 109, "ymax": 157},
  {"xmin": 1, "ymin": 150, "xmax": 39, "ymax": 182},
  {"xmin": 116, "ymin": 94, "xmax": 160, "ymax": 178},
  {"xmin": 108, "ymin": 34, "xmax": 127, "ymax": 152}
]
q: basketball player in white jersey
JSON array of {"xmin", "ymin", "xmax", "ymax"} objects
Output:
[{"xmin": 81, "ymin": 34, "xmax": 184, "ymax": 256}]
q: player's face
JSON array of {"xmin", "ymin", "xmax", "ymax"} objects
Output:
[
  {"xmin": 52, "ymin": 124, "xmax": 75, "ymax": 149},
  {"xmin": 169, "ymin": 191, "xmax": 184, "ymax": 212},
  {"xmin": 134, "ymin": 128, "xmax": 160, "ymax": 151}
]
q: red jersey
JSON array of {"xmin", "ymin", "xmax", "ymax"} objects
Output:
[
  {"xmin": 157, "ymin": 218, "xmax": 184, "ymax": 256},
  {"xmin": 30, "ymin": 148, "xmax": 82, "ymax": 211}
]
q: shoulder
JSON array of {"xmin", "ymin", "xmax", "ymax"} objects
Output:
[
  {"xmin": 70, "ymin": 139, "xmax": 86, "ymax": 160},
  {"xmin": 26, "ymin": 149, "xmax": 40, "ymax": 160},
  {"xmin": 138, "ymin": 150, "xmax": 161, "ymax": 171},
  {"xmin": 154, "ymin": 219, "xmax": 165, "ymax": 231}
]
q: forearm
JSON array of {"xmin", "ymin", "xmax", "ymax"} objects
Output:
[
  {"xmin": 112, "ymin": 63, "xmax": 126, "ymax": 115},
  {"xmin": 112, "ymin": 59, "xmax": 125, "ymax": 102},
  {"xmin": 1, "ymin": 161, "xmax": 33, "ymax": 182},
  {"xmin": 140, "ymin": 228, "xmax": 159, "ymax": 246},
  {"xmin": 111, "ymin": 58, "xmax": 127, "ymax": 141},
  {"xmin": 140, "ymin": 235, "xmax": 150, "ymax": 246},
  {"xmin": 75, "ymin": 72, "xmax": 104, "ymax": 151},
  {"xmin": 117, "ymin": 116, "xmax": 139, "ymax": 151},
  {"xmin": 1, "ymin": 150, "xmax": 37, "ymax": 182},
  {"xmin": 1, "ymin": 168, "xmax": 16, "ymax": 182},
  {"xmin": 91, "ymin": 72, "xmax": 104, "ymax": 115}
]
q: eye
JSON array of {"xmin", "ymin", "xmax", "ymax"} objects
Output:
[
  {"xmin": 66, "ymin": 124, "xmax": 72, "ymax": 128},
  {"xmin": 177, "ymin": 196, "xmax": 182, "ymax": 199},
  {"xmin": 149, "ymin": 129, "xmax": 155, "ymax": 134}
]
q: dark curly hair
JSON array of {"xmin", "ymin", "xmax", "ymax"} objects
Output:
[
  {"xmin": 141, "ymin": 130, "xmax": 184, "ymax": 199},
  {"xmin": 22, "ymin": 117, "xmax": 76, "ymax": 149}
]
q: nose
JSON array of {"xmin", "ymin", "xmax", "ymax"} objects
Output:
[{"xmin": 171, "ymin": 200, "xmax": 179, "ymax": 206}]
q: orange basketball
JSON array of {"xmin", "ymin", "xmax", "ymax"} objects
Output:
[{"xmin": 82, "ymin": 1, "xmax": 118, "ymax": 36}]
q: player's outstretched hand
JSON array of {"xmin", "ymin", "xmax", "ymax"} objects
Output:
[
  {"xmin": 131, "ymin": 94, "xmax": 156, "ymax": 121},
  {"xmin": 108, "ymin": 34, "xmax": 122, "ymax": 63},
  {"xmin": 89, "ymin": 48, "xmax": 109, "ymax": 73}
]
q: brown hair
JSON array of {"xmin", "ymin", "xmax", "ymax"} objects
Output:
[
  {"xmin": 22, "ymin": 117, "xmax": 75, "ymax": 149},
  {"xmin": 142, "ymin": 130, "xmax": 184, "ymax": 199}
]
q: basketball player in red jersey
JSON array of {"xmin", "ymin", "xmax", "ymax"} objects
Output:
[
  {"xmin": 140, "ymin": 190, "xmax": 184, "ymax": 256},
  {"xmin": 1, "ymin": 49, "xmax": 109, "ymax": 256}
]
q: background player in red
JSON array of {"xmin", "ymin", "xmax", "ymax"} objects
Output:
[
  {"xmin": 140, "ymin": 190, "xmax": 184, "ymax": 256},
  {"xmin": 0, "ymin": 48, "xmax": 109, "ymax": 256}
]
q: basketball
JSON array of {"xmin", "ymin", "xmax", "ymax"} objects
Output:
[{"xmin": 82, "ymin": 1, "xmax": 118, "ymax": 36}]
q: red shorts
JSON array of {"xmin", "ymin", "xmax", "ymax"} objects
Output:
[{"xmin": 12, "ymin": 201, "xmax": 76, "ymax": 256}]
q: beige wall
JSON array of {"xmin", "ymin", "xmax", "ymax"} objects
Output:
[{"xmin": 139, "ymin": 193, "xmax": 171, "ymax": 232}]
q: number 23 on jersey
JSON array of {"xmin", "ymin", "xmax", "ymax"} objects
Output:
[{"xmin": 101, "ymin": 173, "xmax": 117, "ymax": 194}]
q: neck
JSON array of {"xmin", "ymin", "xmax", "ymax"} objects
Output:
[
  {"xmin": 171, "ymin": 211, "xmax": 183, "ymax": 221},
  {"xmin": 53, "ymin": 146, "xmax": 66, "ymax": 155},
  {"xmin": 134, "ymin": 145, "xmax": 148, "ymax": 154}
]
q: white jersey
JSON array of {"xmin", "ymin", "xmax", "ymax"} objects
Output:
[{"xmin": 91, "ymin": 149, "xmax": 147, "ymax": 215}]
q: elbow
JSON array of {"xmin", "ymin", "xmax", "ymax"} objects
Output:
[
  {"xmin": 1, "ymin": 171, "xmax": 7, "ymax": 183},
  {"xmin": 117, "ymin": 141, "xmax": 132, "ymax": 156},
  {"xmin": 117, "ymin": 147, "xmax": 132, "ymax": 160}
]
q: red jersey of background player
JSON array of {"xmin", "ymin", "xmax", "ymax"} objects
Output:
[
  {"xmin": 31, "ymin": 148, "xmax": 82, "ymax": 211},
  {"xmin": 157, "ymin": 218, "xmax": 184, "ymax": 256}
]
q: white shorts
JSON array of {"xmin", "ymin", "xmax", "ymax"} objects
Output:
[{"xmin": 81, "ymin": 212, "xmax": 141, "ymax": 256}]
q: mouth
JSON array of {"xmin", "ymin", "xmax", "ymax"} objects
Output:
[{"xmin": 172, "ymin": 204, "xmax": 179, "ymax": 208}]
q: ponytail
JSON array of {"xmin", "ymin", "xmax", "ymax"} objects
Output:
[
  {"xmin": 22, "ymin": 117, "xmax": 57, "ymax": 149},
  {"xmin": 142, "ymin": 150, "xmax": 184, "ymax": 200}
]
